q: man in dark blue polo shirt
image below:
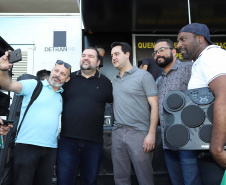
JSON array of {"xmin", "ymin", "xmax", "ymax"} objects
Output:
[{"xmin": 57, "ymin": 47, "xmax": 113, "ymax": 185}]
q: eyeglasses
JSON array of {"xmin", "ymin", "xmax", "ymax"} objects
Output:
[
  {"xmin": 152, "ymin": 47, "xmax": 173, "ymax": 57},
  {"xmin": 56, "ymin": 60, "xmax": 71, "ymax": 69}
]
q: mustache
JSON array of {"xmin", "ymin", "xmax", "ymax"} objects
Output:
[
  {"xmin": 156, "ymin": 56, "xmax": 165, "ymax": 61},
  {"xmin": 82, "ymin": 59, "xmax": 90, "ymax": 63},
  {"xmin": 178, "ymin": 47, "xmax": 186, "ymax": 52},
  {"xmin": 52, "ymin": 76, "xmax": 61, "ymax": 82}
]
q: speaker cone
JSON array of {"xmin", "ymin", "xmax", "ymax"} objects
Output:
[
  {"xmin": 166, "ymin": 93, "xmax": 184, "ymax": 111},
  {"xmin": 181, "ymin": 105, "xmax": 205, "ymax": 128},
  {"xmin": 166, "ymin": 124, "xmax": 189, "ymax": 148},
  {"xmin": 199, "ymin": 124, "xmax": 213, "ymax": 143}
]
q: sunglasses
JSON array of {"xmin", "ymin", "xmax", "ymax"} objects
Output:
[{"xmin": 56, "ymin": 60, "xmax": 71, "ymax": 69}]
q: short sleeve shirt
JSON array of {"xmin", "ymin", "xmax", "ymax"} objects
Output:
[
  {"xmin": 157, "ymin": 60, "xmax": 193, "ymax": 149},
  {"xmin": 188, "ymin": 45, "xmax": 226, "ymax": 89},
  {"xmin": 16, "ymin": 79, "xmax": 63, "ymax": 148},
  {"xmin": 113, "ymin": 66, "xmax": 158, "ymax": 132}
]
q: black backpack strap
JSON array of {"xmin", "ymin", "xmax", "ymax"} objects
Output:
[{"xmin": 16, "ymin": 80, "xmax": 43, "ymax": 135}]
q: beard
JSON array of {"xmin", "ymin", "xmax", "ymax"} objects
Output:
[
  {"xmin": 180, "ymin": 48, "xmax": 192, "ymax": 60},
  {"xmin": 156, "ymin": 52, "xmax": 174, "ymax": 68},
  {"xmin": 81, "ymin": 64, "xmax": 91, "ymax": 70},
  {"xmin": 180, "ymin": 39, "xmax": 200, "ymax": 60},
  {"xmin": 80, "ymin": 60, "xmax": 96, "ymax": 70},
  {"xmin": 48, "ymin": 76, "xmax": 64, "ymax": 87}
]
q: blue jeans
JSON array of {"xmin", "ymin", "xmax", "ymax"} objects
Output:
[
  {"xmin": 164, "ymin": 150, "xmax": 203, "ymax": 185},
  {"xmin": 57, "ymin": 136, "xmax": 103, "ymax": 185}
]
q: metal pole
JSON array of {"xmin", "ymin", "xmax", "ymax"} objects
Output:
[
  {"xmin": 79, "ymin": 0, "xmax": 83, "ymax": 54},
  {"xmin": 132, "ymin": 34, "xmax": 136, "ymax": 66},
  {"xmin": 188, "ymin": 0, "xmax": 191, "ymax": 24}
]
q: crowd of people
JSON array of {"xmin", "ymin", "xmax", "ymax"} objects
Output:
[{"xmin": 0, "ymin": 22, "xmax": 225, "ymax": 185}]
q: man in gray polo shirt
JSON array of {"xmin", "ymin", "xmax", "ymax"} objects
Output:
[{"xmin": 110, "ymin": 42, "xmax": 159, "ymax": 185}]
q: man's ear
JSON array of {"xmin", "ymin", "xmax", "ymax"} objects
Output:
[
  {"xmin": 126, "ymin": 52, "xmax": 130, "ymax": 59},
  {"xmin": 66, "ymin": 76, "xmax": 70, "ymax": 83},
  {"xmin": 97, "ymin": 59, "xmax": 100, "ymax": 67},
  {"xmin": 172, "ymin": 48, "xmax": 177, "ymax": 57},
  {"xmin": 198, "ymin": 35, "xmax": 205, "ymax": 44}
]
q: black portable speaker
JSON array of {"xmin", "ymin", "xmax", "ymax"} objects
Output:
[{"xmin": 163, "ymin": 87, "xmax": 215, "ymax": 150}]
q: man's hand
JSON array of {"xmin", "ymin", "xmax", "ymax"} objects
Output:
[
  {"xmin": 0, "ymin": 50, "xmax": 22, "ymax": 93},
  {"xmin": 0, "ymin": 51, "xmax": 13, "ymax": 71},
  {"xmin": 143, "ymin": 133, "xmax": 156, "ymax": 153},
  {"xmin": 143, "ymin": 95, "xmax": 158, "ymax": 153},
  {"xmin": 0, "ymin": 118, "xmax": 13, "ymax": 136}
]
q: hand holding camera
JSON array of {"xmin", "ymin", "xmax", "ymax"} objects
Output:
[{"xmin": 0, "ymin": 49, "xmax": 22, "ymax": 71}]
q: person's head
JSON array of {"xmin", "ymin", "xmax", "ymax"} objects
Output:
[
  {"xmin": 36, "ymin": 69, "xmax": 51, "ymax": 80},
  {"xmin": 80, "ymin": 47, "xmax": 100, "ymax": 71},
  {"xmin": 153, "ymin": 39, "xmax": 176, "ymax": 68},
  {"xmin": 97, "ymin": 47, "xmax": 105, "ymax": 57},
  {"xmin": 49, "ymin": 60, "xmax": 71, "ymax": 88},
  {"xmin": 177, "ymin": 23, "xmax": 212, "ymax": 61},
  {"xmin": 111, "ymin": 42, "xmax": 132, "ymax": 70}
]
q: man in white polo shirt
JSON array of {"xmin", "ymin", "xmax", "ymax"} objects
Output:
[{"xmin": 177, "ymin": 23, "xmax": 226, "ymax": 168}]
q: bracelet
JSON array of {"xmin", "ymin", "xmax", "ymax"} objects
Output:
[{"xmin": 0, "ymin": 69, "xmax": 8, "ymax": 71}]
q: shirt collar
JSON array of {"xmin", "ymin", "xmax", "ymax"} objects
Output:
[
  {"xmin": 76, "ymin": 69, "xmax": 100, "ymax": 78},
  {"xmin": 162, "ymin": 59, "xmax": 180, "ymax": 76},
  {"xmin": 171, "ymin": 59, "xmax": 180, "ymax": 70},
  {"xmin": 195, "ymin": 45, "xmax": 220, "ymax": 62},
  {"xmin": 116, "ymin": 66, "xmax": 138, "ymax": 78},
  {"xmin": 43, "ymin": 79, "xmax": 50, "ymax": 86}
]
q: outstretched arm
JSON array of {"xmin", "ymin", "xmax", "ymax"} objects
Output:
[{"xmin": 0, "ymin": 51, "xmax": 22, "ymax": 94}]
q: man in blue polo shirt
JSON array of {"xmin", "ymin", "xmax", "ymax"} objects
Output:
[{"xmin": 0, "ymin": 52, "xmax": 71, "ymax": 185}]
